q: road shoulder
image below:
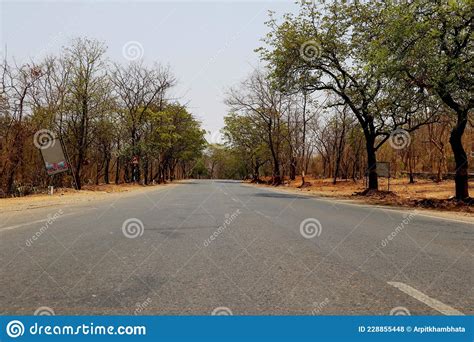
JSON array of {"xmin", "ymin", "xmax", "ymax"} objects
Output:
[
  {"xmin": 0, "ymin": 183, "xmax": 179, "ymax": 213},
  {"xmin": 244, "ymin": 182, "xmax": 474, "ymax": 224}
]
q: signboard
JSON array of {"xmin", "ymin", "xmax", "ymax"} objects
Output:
[
  {"xmin": 376, "ymin": 162, "xmax": 390, "ymax": 178},
  {"xmin": 35, "ymin": 131, "xmax": 70, "ymax": 176}
]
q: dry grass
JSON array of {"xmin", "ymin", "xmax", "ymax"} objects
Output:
[
  {"xmin": 278, "ymin": 176, "xmax": 463, "ymax": 199},
  {"xmin": 0, "ymin": 183, "xmax": 169, "ymax": 213},
  {"xmin": 253, "ymin": 176, "xmax": 474, "ymax": 214}
]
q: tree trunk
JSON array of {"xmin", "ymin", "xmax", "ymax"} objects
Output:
[
  {"xmin": 333, "ymin": 137, "xmax": 344, "ymax": 185},
  {"xmin": 436, "ymin": 148, "xmax": 447, "ymax": 183},
  {"xmin": 266, "ymin": 120, "xmax": 281, "ymax": 185},
  {"xmin": 272, "ymin": 160, "xmax": 281, "ymax": 185},
  {"xmin": 161, "ymin": 167, "xmax": 166, "ymax": 183},
  {"xmin": 366, "ymin": 135, "xmax": 378, "ymax": 190},
  {"xmin": 408, "ymin": 155, "xmax": 414, "ymax": 184},
  {"xmin": 253, "ymin": 162, "xmax": 260, "ymax": 182},
  {"xmin": 104, "ymin": 156, "xmax": 110, "ymax": 184},
  {"xmin": 75, "ymin": 156, "xmax": 83, "ymax": 190},
  {"xmin": 289, "ymin": 157, "xmax": 296, "ymax": 181},
  {"xmin": 115, "ymin": 157, "xmax": 120, "ymax": 184},
  {"xmin": 449, "ymin": 115, "xmax": 469, "ymax": 200},
  {"xmin": 143, "ymin": 158, "xmax": 149, "ymax": 185},
  {"xmin": 75, "ymin": 96, "xmax": 88, "ymax": 191},
  {"xmin": 7, "ymin": 167, "xmax": 16, "ymax": 195},
  {"xmin": 124, "ymin": 164, "xmax": 130, "ymax": 183},
  {"xmin": 6, "ymin": 128, "xmax": 23, "ymax": 195},
  {"xmin": 149, "ymin": 161, "xmax": 153, "ymax": 183},
  {"xmin": 95, "ymin": 162, "xmax": 100, "ymax": 185},
  {"xmin": 408, "ymin": 145, "xmax": 415, "ymax": 184},
  {"xmin": 115, "ymin": 138, "xmax": 121, "ymax": 184}
]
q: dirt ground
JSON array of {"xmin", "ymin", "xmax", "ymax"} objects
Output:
[
  {"xmin": 251, "ymin": 176, "xmax": 474, "ymax": 216},
  {"xmin": 0, "ymin": 183, "xmax": 172, "ymax": 213}
]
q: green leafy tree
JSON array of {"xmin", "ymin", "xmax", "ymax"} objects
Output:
[
  {"xmin": 370, "ymin": 0, "xmax": 473, "ymax": 199},
  {"xmin": 223, "ymin": 112, "xmax": 270, "ymax": 182},
  {"xmin": 259, "ymin": 2, "xmax": 435, "ymax": 190}
]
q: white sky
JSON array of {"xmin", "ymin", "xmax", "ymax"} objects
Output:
[{"xmin": 0, "ymin": 0, "xmax": 298, "ymax": 139}]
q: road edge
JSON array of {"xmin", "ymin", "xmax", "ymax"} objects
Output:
[{"xmin": 242, "ymin": 182, "xmax": 474, "ymax": 225}]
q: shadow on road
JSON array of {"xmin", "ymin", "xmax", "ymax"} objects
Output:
[
  {"xmin": 213, "ymin": 180, "xmax": 242, "ymax": 184},
  {"xmin": 253, "ymin": 192, "xmax": 309, "ymax": 200}
]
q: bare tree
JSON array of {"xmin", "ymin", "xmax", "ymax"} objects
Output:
[
  {"xmin": 62, "ymin": 38, "xmax": 110, "ymax": 189},
  {"xmin": 226, "ymin": 70, "xmax": 288, "ymax": 185},
  {"xmin": 0, "ymin": 59, "xmax": 43, "ymax": 193},
  {"xmin": 112, "ymin": 62, "xmax": 175, "ymax": 183}
]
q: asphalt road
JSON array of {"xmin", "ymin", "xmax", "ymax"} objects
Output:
[{"xmin": 0, "ymin": 180, "xmax": 472, "ymax": 315}]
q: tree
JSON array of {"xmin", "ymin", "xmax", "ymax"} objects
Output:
[
  {"xmin": 259, "ymin": 2, "xmax": 436, "ymax": 190},
  {"xmin": 0, "ymin": 37, "xmax": 206, "ymax": 195},
  {"xmin": 159, "ymin": 104, "xmax": 206, "ymax": 182},
  {"xmin": 112, "ymin": 62, "xmax": 175, "ymax": 183},
  {"xmin": 223, "ymin": 112, "xmax": 269, "ymax": 182},
  {"xmin": 371, "ymin": 0, "xmax": 473, "ymax": 199},
  {"xmin": 0, "ymin": 59, "xmax": 43, "ymax": 193},
  {"xmin": 63, "ymin": 38, "xmax": 111, "ymax": 189},
  {"xmin": 226, "ymin": 70, "xmax": 288, "ymax": 185}
]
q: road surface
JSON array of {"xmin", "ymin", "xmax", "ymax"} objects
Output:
[{"xmin": 0, "ymin": 180, "xmax": 472, "ymax": 315}]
